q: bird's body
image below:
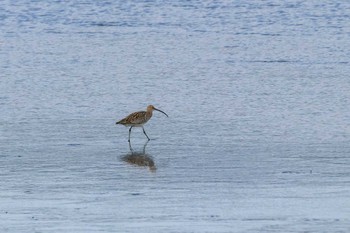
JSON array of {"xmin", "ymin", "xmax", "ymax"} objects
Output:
[
  {"xmin": 116, "ymin": 105, "xmax": 168, "ymax": 142},
  {"xmin": 116, "ymin": 110, "xmax": 152, "ymax": 127}
]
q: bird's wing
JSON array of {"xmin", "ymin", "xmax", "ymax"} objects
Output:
[{"xmin": 118, "ymin": 111, "xmax": 146, "ymax": 125}]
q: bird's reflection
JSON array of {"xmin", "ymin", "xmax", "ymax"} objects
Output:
[{"xmin": 121, "ymin": 140, "xmax": 156, "ymax": 171}]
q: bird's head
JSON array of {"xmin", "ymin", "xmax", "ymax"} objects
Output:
[{"xmin": 147, "ymin": 105, "xmax": 168, "ymax": 117}]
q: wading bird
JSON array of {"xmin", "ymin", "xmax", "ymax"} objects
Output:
[{"xmin": 116, "ymin": 105, "xmax": 168, "ymax": 142}]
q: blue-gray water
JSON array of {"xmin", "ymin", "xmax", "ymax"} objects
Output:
[{"xmin": 1, "ymin": 1, "xmax": 350, "ymax": 232}]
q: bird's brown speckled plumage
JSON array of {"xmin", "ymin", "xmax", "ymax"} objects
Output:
[{"xmin": 116, "ymin": 111, "xmax": 151, "ymax": 126}]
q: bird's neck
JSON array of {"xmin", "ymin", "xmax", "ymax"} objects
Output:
[{"xmin": 145, "ymin": 110, "xmax": 152, "ymax": 121}]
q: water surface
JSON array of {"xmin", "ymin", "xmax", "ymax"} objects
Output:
[{"xmin": 1, "ymin": 1, "xmax": 350, "ymax": 232}]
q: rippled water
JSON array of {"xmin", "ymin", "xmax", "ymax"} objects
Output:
[{"xmin": 1, "ymin": 1, "xmax": 350, "ymax": 232}]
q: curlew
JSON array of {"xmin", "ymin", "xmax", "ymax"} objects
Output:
[{"xmin": 116, "ymin": 105, "xmax": 168, "ymax": 142}]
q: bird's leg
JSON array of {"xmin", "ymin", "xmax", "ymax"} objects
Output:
[
  {"xmin": 142, "ymin": 127, "xmax": 151, "ymax": 141},
  {"xmin": 143, "ymin": 140, "xmax": 149, "ymax": 154},
  {"xmin": 128, "ymin": 126, "xmax": 133, "ymax": 142},
  {"xmin": 128, "ymin": 140, "xmax": 134, "ymax": 152}
]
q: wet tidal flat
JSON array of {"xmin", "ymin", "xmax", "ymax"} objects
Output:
[{"xmin": 1, "ymin": 0, "xmax": 350, "ymax": 232}]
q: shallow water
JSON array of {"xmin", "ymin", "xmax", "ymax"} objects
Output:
[{"xmin": 1, "ymin": 0, "xmax": 350, "ymax": 232}]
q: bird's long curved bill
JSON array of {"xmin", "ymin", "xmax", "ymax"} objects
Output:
[{"xmin": 154, "ymin": 108, "xmax": 168, "ymax": 117}]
